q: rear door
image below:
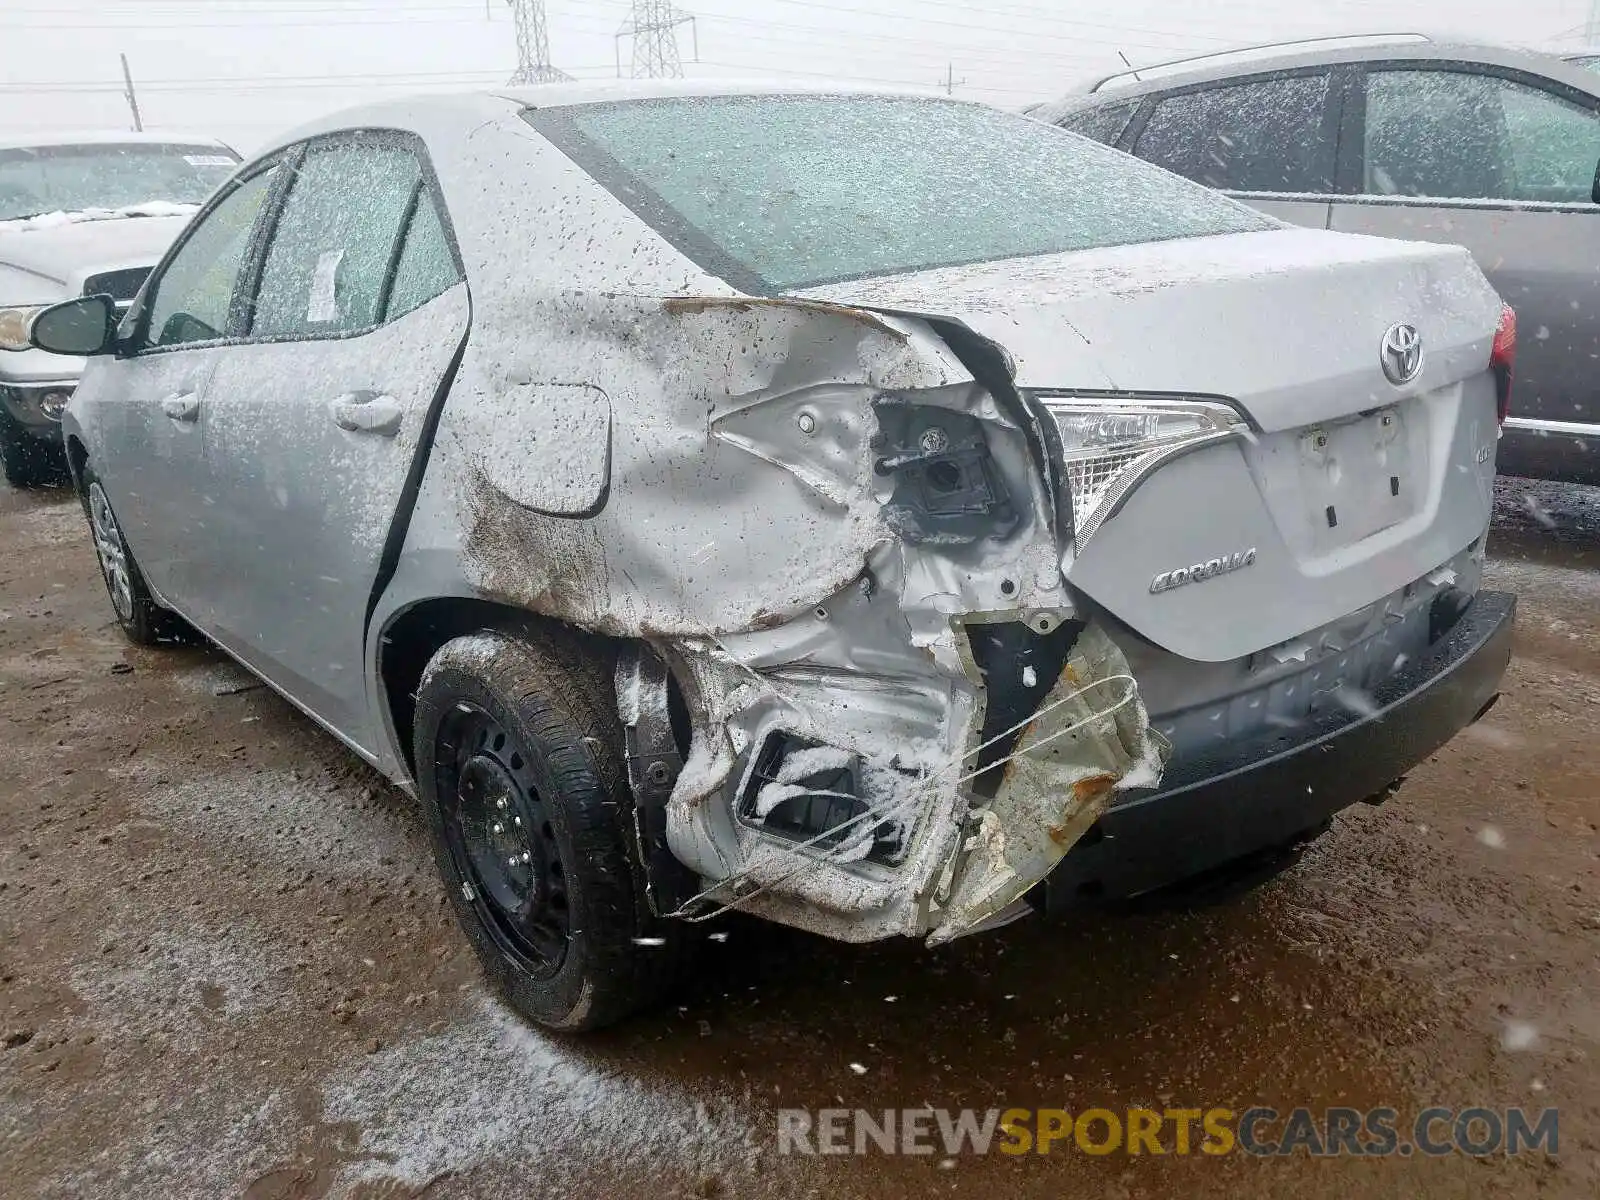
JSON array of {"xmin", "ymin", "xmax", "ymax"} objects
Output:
[
  {"xmin": 1328, "ymin": 63, "xmax": 1600, "ymax": 426},
  {"xmin": 1119, "ymin": 69, "xmax": 1345, "ymax": 229},
  {"xmin": 197, "ymin": 132, "xmax": 469, "ymax": 747}
]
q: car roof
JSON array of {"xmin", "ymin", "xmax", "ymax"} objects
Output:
[
  {"xmin": 0, "ymin": 130, "xmax": 237, "ymax": 153},
  {"xmin": 249, "ymin": 77, "xmax": 971, "ymax": 157},
  {"xmin": 496, "ymin": 76, "xmax": 953, "ymax": 107},
  {"xmin": 1037, "ymin": 35, "xmax": 1600, "ymax": 115}
]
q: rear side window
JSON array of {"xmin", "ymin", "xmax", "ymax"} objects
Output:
[
  {"xmin": 528, "ymin": 94, "xmax": 1269, "ymax": 292},
  {"xmin": 252, "ymin": 142, "xmax": 423, "ymax": 337},
  {"xmin": 1134, "ymin": 75, "xmax": 1334, "ymax": 194},
  {"xmin": 384, "ymin": 190, "xmax": 463, "ymax": 321},
  {"xmin": 1055, "ymin": 101, "xmax": 1138, "ymax": 145},
  {"xmin": 1365, "ymin": 69, "xmax": 1600, "ymax": 204}
]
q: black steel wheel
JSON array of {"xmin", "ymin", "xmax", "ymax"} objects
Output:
[
  {"xmin": 439, "ymin": 703, "xmax": 571, "ymax": 977},
  {"xmin": 415, "ymin": 630, "xmax": 686, "ymax": 1031}
]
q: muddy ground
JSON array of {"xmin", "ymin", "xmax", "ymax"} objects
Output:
[{"xmin": 1, "ymin": 475, "xmax": 1597, "ymax": 1199}]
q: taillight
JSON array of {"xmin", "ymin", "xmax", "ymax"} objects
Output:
[{"xmin": 1491, "ymin": 304, "xmax": 1516, "ymax": 424}]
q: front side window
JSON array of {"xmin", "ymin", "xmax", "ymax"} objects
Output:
[
  {"xmin": 528, "ymin": 94, "xmax": 1270, "ymax": 292},
  {"xmin": 143, "ymin": 165, "xmax": 279, "ymax": 348},
  {"xmin": 0, "ymin": 143, "xmax": 239, "ymax": 224},
  {"xmin": 251, "ymin": 142, "xmax": 424, "ymax": 337},
  {"xmin": 1364, "ymin": 69, "xmax": 1600, "ymax": 203},
  {"xmin": 1134, "ymin": 74, "xmax": 1334, "ymax": 194}
]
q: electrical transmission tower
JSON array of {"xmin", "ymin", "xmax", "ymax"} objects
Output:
[
  {"xmin": 1589, "ymin": 0, "xmax": 1600, "ymax": 45},
  {"xmin": 616, "ymin": 0, "xmax": 697, "ymax": 78},
  {"xmin": 505, "ymin": 0, "xmax": 570, "ymax": 85}
]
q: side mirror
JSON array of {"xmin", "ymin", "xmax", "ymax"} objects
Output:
[
  {"xmin": 1592, "ymin": 156, "xmax": 1600, "ymax": 205},
  {"xmin": 29, "ymin": 294, "xmax": 117, "ymax": 357}
]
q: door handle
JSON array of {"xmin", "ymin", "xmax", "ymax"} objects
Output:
[
  {"xmin": 161, "ymin": 392, "xmax": 200, "ymax": 422},
  {"xmin": 330, "ymin": 391, "xmax": 402, "ymax": 437}
]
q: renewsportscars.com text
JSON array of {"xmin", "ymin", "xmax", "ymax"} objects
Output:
[{"xmin": 776, "ymin": 1106, "xmax": 1559, "ymax": 1158}]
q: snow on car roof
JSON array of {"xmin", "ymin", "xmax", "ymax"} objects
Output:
[
  {"xmin": 248, "ymin": 79, "xmax": 976, "ymax": 160},
  {"xmin": 496, "ymin": 76, "xmax": 955, "ymax": 107}
]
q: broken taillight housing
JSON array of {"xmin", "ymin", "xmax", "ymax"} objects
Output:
[
  {"xmin": 1039, "ymin": 397, "xmax": 1246, "ymax": 549},
  {"xmin": 1491, "ymin": 303, "xmax": 1515, "ymax": 425},
  {"xmin": 872, "ymin": 400, "xmax": 1019, "ymax": 545}
]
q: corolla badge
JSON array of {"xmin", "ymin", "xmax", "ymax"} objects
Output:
[
  {"xmin": 1150, "ymin": 548, "xmax": 1258, "ymax": 594},
  {"xmin": 1380, "ymin": 322, "xmax": 1424, "ymax": 386}
]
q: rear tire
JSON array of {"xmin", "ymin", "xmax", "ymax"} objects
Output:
[
  {"xmin": 414, "ymin": 630, "xmax": 686, "ymax": 1031},
  {"xmin": 78, "ymin": 464, "xmax": 187, "ymax": 646}
]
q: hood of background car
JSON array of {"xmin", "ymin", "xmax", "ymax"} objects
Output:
[{"xmin": 0, "ymin": 214, "xmax": 191, "ymax": 286}]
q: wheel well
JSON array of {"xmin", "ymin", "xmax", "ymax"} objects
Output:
[
  {"xmin": 379, "ymin": 598, "xmax": 630, "ymax": 781},
  {"xmin": 65, "ymin": 436, "xmax": 88, "ymax": 493}
]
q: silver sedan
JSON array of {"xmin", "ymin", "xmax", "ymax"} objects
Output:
[{"xmin": 26, "ymin": 81, "xmax": 1512, "ymax": 1030}]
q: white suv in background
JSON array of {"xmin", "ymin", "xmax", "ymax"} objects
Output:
[{"xmin": 0, "ymin": 131, "xmax": 238, "ymax": 487}]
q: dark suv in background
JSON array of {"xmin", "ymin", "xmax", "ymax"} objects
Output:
[{"xmin": 1030, "ymin": 33, "xmax": 1600, "ymax": 486}]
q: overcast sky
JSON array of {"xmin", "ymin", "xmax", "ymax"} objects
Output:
[{"xmin": 3, "ymin": 0, "xmax": 1596, "ymax": 151}]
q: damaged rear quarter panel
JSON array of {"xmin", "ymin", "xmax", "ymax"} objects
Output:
[
  {"xmin": 378, "ymin": 111, "xmax": 1165, "ymax": 944},
  {"xmin": 438, "ymin": 287, "xmax": 978, "ymax": 634}
]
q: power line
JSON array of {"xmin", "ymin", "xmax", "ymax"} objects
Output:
[
  {"xmin": 558, "ymin": 2, "xmax": 1233, "ymax": 63},
  {"xmin": 574, "ymin": 0, "xmax": 1256, "ymax": 51},
  {"xmin": 0, "ymin": 12, "xmax": 491, "ymax": 28}
]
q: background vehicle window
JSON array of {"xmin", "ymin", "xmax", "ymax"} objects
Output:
[
  {"xmin": 1365, "ymin": 70, "xmax": 1600, "ymax": 203},
  {"xmin": 143, "ymin": 165, "xmax": 277, "ymax": 348},
  {"xmin": 1055, "ymin": 101, "xmax": 1138, "ymax": 146},
  {"xmin": 1134, "ymin": 75, "xmax": 1333, "ymax": 193},
  {"xmin": 0, "ymin": 144, "xmax": 238, "ymax": 224},
  {"xmin": 383, "ymin": 190, "xmax": 462, "ymax": 321},
  {"xmin": 251, "ymin": 142, "xmax": 422, "ymax": 337}
]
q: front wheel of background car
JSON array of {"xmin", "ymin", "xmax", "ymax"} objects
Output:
[
  {"xmin": 0, "ymin": 411, "xmax": 66, "ymax": 489},
  {"xmin": 414, "ymin": 631, "xmax": 686, "ymax": 1031},
  {"xmin": 79, "ymin": 465, "xmax": 185, "ymax": 647}
]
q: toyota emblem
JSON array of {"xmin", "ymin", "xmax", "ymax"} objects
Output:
[{"xmin": 1380, "ymin": 323, "xmax": 1424, "ymax": 386}]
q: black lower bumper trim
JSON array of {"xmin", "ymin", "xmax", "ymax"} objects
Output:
[{"xmin": 1039, "ymin": 589, "xmax": 1516, "ymax": 911}]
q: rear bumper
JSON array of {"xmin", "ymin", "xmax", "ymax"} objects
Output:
[
  {"xmin": 1498, "ymin": 420, "xmax": 1600, "ymax": 487},
  {"xmin": 1039, "ymin": 589, "xmax": 1516, "ymax": 910}
]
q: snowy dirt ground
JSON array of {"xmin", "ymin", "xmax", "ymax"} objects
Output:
[{"xmin": 1, "ymin": 476, "xmax": 1597, "ymax": 1199}]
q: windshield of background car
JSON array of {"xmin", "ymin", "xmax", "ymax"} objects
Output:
[
  {"xmin": 0, "ymin": 144, "xmax": 240, "ymax": 221},
  {"xmin": 526, "ymin": 94, "xmax": 1272, "ymax": 291}
]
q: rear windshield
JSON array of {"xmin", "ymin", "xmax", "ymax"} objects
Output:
[{"xmin": 526, "ymin": 94, "xmax": 1271, "ymax": 292}]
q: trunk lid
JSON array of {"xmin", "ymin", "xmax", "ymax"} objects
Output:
[{"xmin": 797, "ymin": 227, "xmax": 1505, "ymax": 662}]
